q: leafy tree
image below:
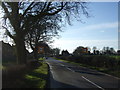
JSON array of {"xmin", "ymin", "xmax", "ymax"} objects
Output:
[
  {"xmin": 117, "ymin": 50, "xmax": 120, "ymax": 55},
  {"xmin": 102, "ymin": 47, "xmax": 115, "ymax": 55},
  {"xmin": 51, "ymin": 48, "xmax": 60, "ymax": 56},
  {"xmin": 86, "ymin": 47, "xmax": 91, "ymax": 54},
  {"xmin": 73, "ymin": 46, "xmax": 84, "ymax": 56},
  {"xmin": 96, "ymin": 50, "xmax": 100, "ymax": 55},
  {"xmin": 109, "ymin": 47, "xmax": 115, "ymax": 54},
  {"xmin": 1, "ymin": 2, "xmax": 89, "ymax": 64},
  {"xmin": 93, "ymin": 46, "xmax": 97, "ymax": 55}
]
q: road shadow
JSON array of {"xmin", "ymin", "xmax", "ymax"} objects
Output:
[
  {"xmin": 75, "ymin": 70, "xmax": 103, "ymax": 76},
  {"xmin": 68, "ymin": 67, "xmax": 103, "ymax": 76}
]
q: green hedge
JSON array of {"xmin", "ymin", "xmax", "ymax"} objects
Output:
[{"xmin": 56, "ymin": 55, "xmax": 120, "ymax": 70}]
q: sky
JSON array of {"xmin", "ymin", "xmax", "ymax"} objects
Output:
[
  {"xmin": 52, "ymin": 2, "xmax": 118, "ymax": 53},
  {"xmin": 0, "ymin": 1, "xmax": 119, "ymax": 53}
]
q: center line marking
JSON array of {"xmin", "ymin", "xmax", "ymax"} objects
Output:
[
  {"xmin": 66, "ymin": 67, "xmax": 75, "ymax": 72},
  {"xmin": 82, "ymin": 76, "xmax": 104, "ymax": 90},
  {"xmin": 60, "ymin": 64, "xmax": 65, "ymax": 66}
]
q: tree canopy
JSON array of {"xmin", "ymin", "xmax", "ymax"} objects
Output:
[{"xmin": 1, "ymin": 1, "xmax": 89, "ymax": 64}]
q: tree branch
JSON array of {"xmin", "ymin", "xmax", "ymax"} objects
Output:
[
  {"xmin": 46, "ymin": 2, "xmax": 65, "ymax": 15},
  {"xmin": 2, "ymin": 2, "xmax": 10, "ymax": 17},
  {"xmin": 41, "ymin": 2, "xmax": 47, "ymax": 13},
  {"xmin": 23, "ymin": 2, "xmax": 34, "ymax": 17},
  {"xmin": 2, "ymin": 26, "xmax": 14, "ymax": 39}
]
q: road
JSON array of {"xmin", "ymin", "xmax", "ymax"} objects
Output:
[{"xmin": 46, "ymin": 57, "xmax": 120, "ymax": 89}]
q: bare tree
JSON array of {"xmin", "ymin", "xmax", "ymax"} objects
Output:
[
  {"xmin": 25, "ymin": 15, "xmax": 61, "ymax": 59},
  {"xmin": 1, "ymin": 1, "xmax": 89, "ymax": 64}
]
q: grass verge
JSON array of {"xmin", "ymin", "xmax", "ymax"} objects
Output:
[
  {"xmin": 54, "ymin": 57, "xmax": 120, "ymax": 78},
  {"xmin": 0, "ymin": 65, "xmax": 3, "ymax": 70},
  {"xmin": 38, "ymin": 57, "xmax": 45, "ymax": 61},
  {"xmin": 24, "ymin": 62, "xmax": 48, "ymax": 88},
  {"xmin": 2, "ymin": 61, "xmax": 49, "ymax": 88}
]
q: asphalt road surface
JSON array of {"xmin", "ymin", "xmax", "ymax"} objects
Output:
[{"xmin": 46, "ymin": 57, "xmax": 120, "ymax": 89}]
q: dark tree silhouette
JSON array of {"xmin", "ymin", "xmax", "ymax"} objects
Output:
[
  {"xmin": 1, "ymin": 2, "xmax": 89, "ymax": 64},
  {"xmin": 51, "ymin": 48, "xmax": 60, "ymax": 56},
  {"xmin": 73, "ymin": 46, "xmax": 84, "ymax": 56},
  {"xmin": 93, "ymin": 46, "xmax": 97, "ymax": 55},
  {"xmin": 25, "ymin": 15, "xmax": 61, "ymax": 59}
]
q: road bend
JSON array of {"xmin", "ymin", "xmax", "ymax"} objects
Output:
[{"xmin": 46, "ymin": 57, "xmax": 119, "ymax": 89}]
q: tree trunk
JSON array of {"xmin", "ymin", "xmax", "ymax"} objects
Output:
[
  {"xmin": 33, "ymin": 46, "xmax": 38, "ymax": 60},
  {"xmin": 14, "ymin": 37, "xmax": 27, "ymax": 64}
]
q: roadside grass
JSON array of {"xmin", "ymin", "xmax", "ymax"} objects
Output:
[
  {"xmin": 109, "ymin": 55, "xmax": 120, "ymax": 59},
  {"xmin": 38, "ymin": 57, "xmax": 45, "ymax": 61},
  {"xmin": 54, "ymin": 57, "xmax": 120, "ymax": 78},
  {"xmin": 2, "ymin": 60, "xmax": 49, "ymax": 88},
  {"xmin": 0, "ymin": 65, "xmax": 6, "ymax": 70},
  {"xmin": 0, "ymin": 65, "xmax": 2, "ymax": 70},
  {"xmin": 24, "ymin": 62, "xmax": 48, "ymax": 88}
]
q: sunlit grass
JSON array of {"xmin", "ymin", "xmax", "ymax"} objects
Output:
[
  {"xmin": 0, "ymin": 65, "xmax": 2, "ymax": 70},
  {"xmin": 38, "ymin": 58, "xmax": 45, "ymax": 61},
  {"xmin": 34, "ymin": 62, "xmax": 48, "ymax": 75},
  {"xmin": 25, "ymin": 74, "xmax": 40, "ymax": 80},
  {"xmin": 24, "ymin": 62, "xmax": 48, "ymax": 88},
  {"xmin": 0, "ymin": 65, "xmax": 6, "ymax": 70}
]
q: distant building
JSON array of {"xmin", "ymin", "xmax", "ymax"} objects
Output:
[
  {"xmin": 81, "ymin": 47, "xmax": 88, "ymax": 54},
  {"xmin": 62, "ymin": 50, "xmax": 70, "ymax": 56},
  {"xmin": 37, "ymin": 42, "xmax": 50, "ymax": 57}
]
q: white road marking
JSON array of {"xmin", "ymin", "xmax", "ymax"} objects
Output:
[
  {"xmin": 56, "ymin": 62, "xmax": 65, "ymax": 67},
  {"xmin": 59, "ymin": 64, "xmax": 65, "ymax": 67},
  {"xmin": 50, "ymin": 70, "xmax": 55, "ymax": 79},
  {"xmin": 46, "ymin": 62, "xmax": 55, "ymax": 79},
  {"xmin": 82, "ymin": 76, "xmax": 104, "ymax": 90},
  {"xmin": 46, "ymin": 62, "xmax": 52, "ymax": 69},
  {"xmin": 57, "ymin": 62, "xmax": 75, "ymax": 72},
  {"xmin": 66, "ymin": 67, "xmax": 75, "ymax": 72}
]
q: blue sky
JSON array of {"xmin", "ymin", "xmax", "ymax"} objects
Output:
[
  {"xmin": 53, "ymin": 2, "xmax": 118, "ymax": 53},
  {"xmin": 0, "ymin": 1, "xmax": 118, "ymax": 53}
]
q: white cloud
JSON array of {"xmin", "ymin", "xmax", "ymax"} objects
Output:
[
  {"xmin": 65, "ymin": 22, "xmax": 118, "ymax": 35},
  {"xmin": 79, "ymin": 22, "xmax": 118, "ymax": 31}
]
